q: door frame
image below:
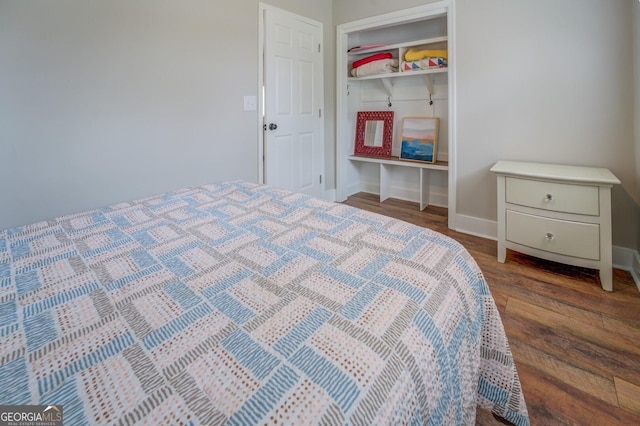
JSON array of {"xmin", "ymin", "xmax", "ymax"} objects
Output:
[
  {"xmin": 257, "ymin": 3, "xmax": 325, "ymax": 189},
  {"xmin": 257, "ymin": 2, "xmax": 267, "ymax": 184}
]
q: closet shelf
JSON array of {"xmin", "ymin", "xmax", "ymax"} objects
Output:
[
  {"xmin": 348, "ymin": 155, "xmax": 448, "ymax": 171},
  {"xmin": 348, "ymin": 155, "xmax": 448, "ymax": 211},
  {"xmin": 347, "ymin": 67, "xmax": 447, "ymax": 82},
  {"xmin": 347, "ymin": 36, "xmax": 448, "ymax": 57},
  {"xmin": 348, "ymin": 68, "xmax": 446, "ymax": 96}
]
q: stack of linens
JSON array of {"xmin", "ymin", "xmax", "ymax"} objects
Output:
[
  {"xmin": 350, "ymin": 52, "xmax": 398, "ymax": 77},
  {"xmin": 401, "ymin": 48, "xmax": 448, "ymax": 71}
]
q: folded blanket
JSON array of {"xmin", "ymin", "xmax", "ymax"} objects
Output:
[
  {"xmin": 350, "ymin": 58, "xmax": 398, "ymax": 77},
  {"xmin": 404, "ymin": 48, "xmax": 448, "ymax": 61},
  {"xmin": 402, "ymin": 57, "xmax": 448, "ymax": 71},
  {"xmin": 352, "ymin": 52, "xmax": 393, "ymax": 69}
]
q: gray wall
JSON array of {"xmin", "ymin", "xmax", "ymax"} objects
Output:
[
  {"xmin": 0, "ymin": 0, "xmax": 333, "ymax": 230},
  {"xmin": 1, "ymin": 0, "xmax": 638, "ymax": 254},
  {"xmin": 335, "ymin": 0, "xmax": 639, "ymax": 251}
]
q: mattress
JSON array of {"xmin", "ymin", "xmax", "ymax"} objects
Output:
[{"xmin": 0, "ymin": 181, "xmax": 528, "ymax": 425}]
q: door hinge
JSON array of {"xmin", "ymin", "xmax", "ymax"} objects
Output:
[
  {"xmin": 319, "ymin": 109, "xmax": 322, "ymax": 118},
  {"xmin": 318, "ymin": 43, "xmax": 321, "ymax": 53},
  {"xmin": 319, "ymin": 175, "xmax": 322, "ymax": 184}
]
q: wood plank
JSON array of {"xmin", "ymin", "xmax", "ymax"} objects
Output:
[
  {"xmin": 509, "ymin": 338, "xmax": 618, "ymax": 406},
  {"xmin": 516, "ymin": 363, "xmax": 640, "ymax": 426},
  {"xmin": 502, "ymin": 309, "xmax": 640, "ymax": 389},
  {"xmin": 506, "ymin": 297, "xmax": 640, "ymax": 358},
  {"xmin": 615, "ymin": 377, "xmax": 640, "ymax": 417},
  {"xmin": 602, "ymin": 314, "xmax": 640, "ymax": 343},
  {"xmin": 485, "ymin": 270, "xmax": 605, "ymax": 328}
]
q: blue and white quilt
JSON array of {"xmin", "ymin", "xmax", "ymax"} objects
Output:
[{"xmin": 0, "ymin": 181, "xmax": 528, "ymax": 425}]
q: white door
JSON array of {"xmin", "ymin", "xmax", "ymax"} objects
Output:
[{"xmin": 261, "ymin": 5, "xmax": 324, "ymax": 198}]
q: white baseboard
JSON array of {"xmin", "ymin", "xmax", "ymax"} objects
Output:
[
  {"xmin": 611, "ymin": 246, "xmax": 640, "ymax": 293},
  {"xmin": 454, "ymin": 213, "xmax": 640, "ymax": 292},
  {"xmin": 624, "ymin": 248, "xmax": 640, "ymax": 293},
  {"xmin": 454, "ymin": 213, "xmax": 497, "ymax": 240},
  {"xmin": 427, "ymin": 192, "xmax": 448, "ymax": 208}
]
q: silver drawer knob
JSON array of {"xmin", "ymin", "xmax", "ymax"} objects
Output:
[
  {"xmin": 544, "ymin": 193, "xmax": 553, "ymax": 202},
  {"xmin": 544, "ymin": 232, "xmax": 554, "ymax": 241}
]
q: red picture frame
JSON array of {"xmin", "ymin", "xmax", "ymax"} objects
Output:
[{"xmin": 353, "ymin": 111, "xmax": 394, "ymax": 157}]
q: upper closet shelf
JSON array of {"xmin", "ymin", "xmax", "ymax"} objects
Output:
[
  {"xmin": 347, "ymin": 36, "xmax": 447, "ymax": 56},
  {"xmin": 349, "ymin": 68, "xmax": 446, "ymax": 95}
]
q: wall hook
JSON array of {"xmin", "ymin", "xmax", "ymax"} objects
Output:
[
  {"xmin": 429, "ymin": 93, "xmax": 433, "ymax": 106},
  {"xmin": 387, "ymin": 96, "xmax": 392, "ymax": 108}
]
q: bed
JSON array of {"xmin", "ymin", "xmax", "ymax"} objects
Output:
[{"xmin": 0, "ymin": 181, "xmax": 528, "ymax": 425}]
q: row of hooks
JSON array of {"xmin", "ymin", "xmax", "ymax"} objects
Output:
[
  {"xmin": 346, "ymin": 77, "xmax": 435, "ymax": 109},
  {"xmin": 384, "ymin": 93, "xmax": 433, "ymax": 108}
]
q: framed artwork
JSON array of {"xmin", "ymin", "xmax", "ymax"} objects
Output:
[
  {"xmin": 399, "ymin": 117, "xmax": 439, "ymax": 163},
  {"xmin": 353, "ymin": 111, "xmax": 394, "ymax": 157}
]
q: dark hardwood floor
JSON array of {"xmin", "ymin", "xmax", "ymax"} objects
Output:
[{"xmin": 342, "ymin": 193, "xmax": 640, "ymax": 426}]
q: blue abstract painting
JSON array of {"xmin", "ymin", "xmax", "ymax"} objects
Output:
[
  {"xmin": 399, "ymin": 117, "xmax": 439, "ymax": 163},
  {"xmin": 401, "ymin": 139, "xmax": 434, "ymax": 162}
]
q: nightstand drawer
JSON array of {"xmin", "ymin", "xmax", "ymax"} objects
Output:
[
  {"xmin": 506, "ymin": 210, "xmax": 600, "ymax": 260},
  {"xmin": 506, "ymin": 177, "xmax": 599, "ymax": 215}
]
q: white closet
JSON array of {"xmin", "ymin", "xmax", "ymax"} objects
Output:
[{"xmin": 335, "ymin": 1, "xmax": 456, "ymax": 226}]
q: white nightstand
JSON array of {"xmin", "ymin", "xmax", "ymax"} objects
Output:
[{"xmin": 490, "ymin": 161, "xmax": 621, "ymax": 291}]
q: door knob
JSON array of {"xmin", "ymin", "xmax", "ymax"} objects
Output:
[{"xmin": 268, "ymin": 123, "xmax": 278, "ymax": 130}]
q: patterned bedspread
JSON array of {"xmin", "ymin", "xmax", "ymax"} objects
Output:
[{"xmin": 0, "ymin": 181, "xmax": 528, "ymax": 425}]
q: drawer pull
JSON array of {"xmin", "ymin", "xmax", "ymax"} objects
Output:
[
  {"xmin": 544, "ymin": 232, "xmax": 554, "ymax": 241},
  {"xmin": 544, "ymin": 193, "xmax": 554, "ymax": 202}
]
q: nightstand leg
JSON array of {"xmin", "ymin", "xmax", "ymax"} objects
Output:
[
  {"xmin": 599, "ymin": 186, "xmax": 613, "ymax": 292},
  {"xmin": 495, "ymin": 174, "xmax": 506, "ymax": 264},
  {"xmin": 599, "ymin": 268, "xmax": 613, "ymax": 292},
  {"xmin": 497, "ymin": 243, "xmax": 506, "ymax": 263}
]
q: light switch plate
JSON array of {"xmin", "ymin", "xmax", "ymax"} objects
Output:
[{"xmin": 243, "ymin": 95, "xmax": 257, "ymax": 111}]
